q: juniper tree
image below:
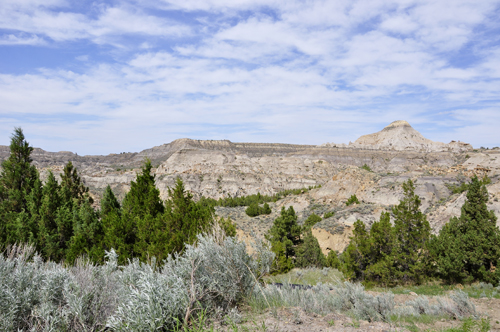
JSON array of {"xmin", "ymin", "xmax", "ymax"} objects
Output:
[
  {"xmin": 295, "ymin": 228, "xmax": 326, "ymax": 268},
  {"xmin": 245, "ymin": 202, "xmax": 260, "ymax": 217},
  {"xmin": 122, "ymin": 159, "xmax": 164, "ymax": 219},
  {"xmin": 162, "ymin": 177, "xmax": 214, "ymax": 255},
  {"xmin": 365, "ymin": 212, "xmax": 397, "ymax": 284},
  {"xmin": 118, "ymin": 159, "xmax": 164, "ymax": 261},
  {"xmin": 66, "ymin": 198, "xmax": 105, "ymax": 264},
  {"xmin": 392, "ymin": 179, "xmax": 431, "ymax": 283},
  {"xmin": 60, "ymin": 161, "xmax": 93, "ymax": 205},
  {"xmin": 0, "ymin": 128, "xmax": 39, "ymax": 245},
  {"xmin": 430, "ymin": 176, "xmax": 500, "ymax": 285},
  {"xmin": 37, "ymin": 171, "xmax": 62, "ymax": 259},
  {"xmin": 326, "ymin": 250, "xmax": 341, "ymax": 269},
  {"xmin": 100, "ymin": 185, "xmax": 123, "ymax": 255},
  {"xmin": 342, "ymin": 220, "xmax": 370, "ymax": 280},
  {"xmin": 266, "ymin": 206, "xmax": 301, "ymax": 274},
  {"xmin": 100, "ymin": 185, "xmax": 121, "ymax": 217}
]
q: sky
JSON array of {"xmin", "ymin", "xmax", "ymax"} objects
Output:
[{"xmin": 1, "ymin": 0, "xmax": 499, "ymax": 155}]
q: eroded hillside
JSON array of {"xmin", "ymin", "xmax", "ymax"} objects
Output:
[{"xmin": 1, "ymin": 121, "xmax": 499, "ymax": 254}]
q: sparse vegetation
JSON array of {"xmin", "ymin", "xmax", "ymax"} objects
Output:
[
  {"xmin": 264, "ymin": 267, "xmax": 343, "ymax": 286},
  {"xmin": 303, "ymin": 213, "xmax": 321, "ymax": 228},
  {"xmin": 323, "ymin": 211, "xmax": 335, "ymax": 218},
  {"xmin": 361, "ymin": 164, "xmax": 372, "ymax": 172},
  {"xmin": 346, "ymin": 194, "xmax": 360, "ymax": 206},
  {"xmin": 446, "ymin": 176, "xmax": 491, "ymax": 194},
  {"xmin": 198, "ymin": 185, "xmax": 321, "ymax": 209},
  {"xmin": 245, "ymin": 202, "xmax": 272, "ymax": 217},
  {"xmin": 249, "ymin": 280, "xmax": 478, "ymax": 323}
]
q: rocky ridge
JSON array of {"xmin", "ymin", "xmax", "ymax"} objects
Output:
[
  {"xmin": 1, "ymin": 121, "xmax": 498, "ymax": 254},
  {"xmin": 321, "ymin": 120, "xmax": 472, "ymax": 153}
]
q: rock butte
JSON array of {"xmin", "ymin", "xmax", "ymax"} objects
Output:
[{"xmin": 1, "ymin": 121, "xmax": 498, "ymax": 254}]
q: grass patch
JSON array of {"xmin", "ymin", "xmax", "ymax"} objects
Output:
[
  {"xmin": 263, "ymin": 267, "xmax": 343, "ymax": 286},
  {"xmin": 441, "ymin": 317, "xmax": 490, "ymax": 332},
  {"xmin": 390, "ymin": 314, "xmax": 449, "ymax": 325},
  {"xmin": 367, "ymin": 281, "xmax": 500, "ymax": 299},
  {"xmin": 368, "ymin": 282, "xmax": 455, "ymax": 296}
]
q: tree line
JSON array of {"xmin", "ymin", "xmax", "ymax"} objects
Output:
[
  {"xmin": 264, "ymin": 172, "xmax": 500, "ymax": 286},
  {"xmin": 0, "ymin": 128, "xmax": 234, "ymax": 264}
]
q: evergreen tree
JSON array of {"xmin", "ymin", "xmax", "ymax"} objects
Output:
[
  {"xmin": 66, "ymin": 199, "xmax": 105, "ymax": 264},
  {"xmin": 37, "ymin": 171, "xmax": 62, "ymax": 259},
  {"xmin": 326, "ymin": 250, "xmax": 341, "ymax": 269},
  {"xmin": 431, "ymin": 176, "xmax": 500, "ymax": 285},
  {"xmin": 100, "ymin": 185, "xmax": 124, "ymax": 256},
  {"xmin": 162, "ymin": 178, "xmax": 214, "ymax": 255},
  {"xmin": 122, "ymin": 160, "xmax": 164, "ymax": 219},
  {"xmin": 117, "ymin": 160, "xmax": 164, "ymax": 261},
  {"xmin": 392, "ymin": 179, "xmax": 431, "ymax": 283},
  {"xmin": 365, "ymin": 212, "xmax": 397, "ymax": 284},
  {"xmin": 342, "ymin": 220, "xmax": 370, "ymax": 280},
  {"xmin": 262, "ymin": 202, "xmax": 272, "ymax": 215},
  {"xmin": 0, "ymin": 128, "xmax": 39, "ymax": 245},
  {"xmin": 266, "ymin": 206, "xmax": 301, "ymax": 274},
  {"xmin": 11, "ymin": 178, "xmax": 43, "ymax": 246},
  {"xmin": 60, "ymin": 161, "xmax": 93, "ymax": 205},
  {"xmin": 100, "ymin": 185, "xmax": 121, "ymax": 217},
  {"xmin": 295, "ymin": 229, "xmax": 326, "ymax": 268},
  {"xmin": 346, "ymin": 194, "xmax": 360, "ymax": 206}
]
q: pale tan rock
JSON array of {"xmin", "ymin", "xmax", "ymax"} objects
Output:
[{"xmin": 349, "ymin": 120, "xmax": 472, "ymax": 152}]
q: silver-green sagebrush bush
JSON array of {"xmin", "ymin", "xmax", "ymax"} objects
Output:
[
  {"xmin": 0, "ymin": 230, "xmax": 274, "ymax": 332},
  {"xmin": 108, "ymin": 232, "xmax": 273, "ymax": 331},
  {"xmin": 250, "ymin": 280, "xmax": 478, "ymax": 323}
]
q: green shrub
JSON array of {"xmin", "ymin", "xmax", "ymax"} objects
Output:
[
  {"xmin": 443, "ymin": 317, "xmax": 490, "ymax": 332},
  {"xmin": 323, "ymin": 211, "xmax": 335, "ymax": 219},
  {"xmin": 326, "ymin": 250, "xmax": 341, "ymax": 269},
  {"xmin": 361, "ymin": 164, "xmax": 372, "ymax": 172},
  {"xmin": 446, "ymin": 176, "xmax": 492, "ymax": 194},
  {"xmin": 346, "ymin": 194, "xmax": 360, "ymax": 206},
  {"xmin": 245, "ymin": 202, "xmax": 272, "ymax": 217},
  {"xmin": 342, "ymin": 180, "xmax": 432, "ymax": 285},
  {"xmin": 303, "ymin": 213, "xmax": 322, "ymax": 228}
]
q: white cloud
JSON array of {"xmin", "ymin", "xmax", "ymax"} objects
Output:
[
  {"xmin": 0, "ymin": 33, "xmax": 46, "ymax": 45},
  {"xmin": 0, "ymin": 3, "xmax": 191, "ymax": 45},
  {"xmin": 0, "ymin": 0, "xmax": 499, "ymax": 153}
]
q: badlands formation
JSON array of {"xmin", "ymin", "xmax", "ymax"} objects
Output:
[{"xmin": 1, "ymin": 120, "xmax": 499, "ymax": 254}]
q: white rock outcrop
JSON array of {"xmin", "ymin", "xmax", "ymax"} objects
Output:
[{"xmin": 324, "ymin": 120, "xmax": 473, "ymax": 153}]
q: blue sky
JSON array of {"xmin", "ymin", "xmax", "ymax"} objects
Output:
[{"xmin": 1, "ymin": 0, "xmax": 499, "ymax": 155}]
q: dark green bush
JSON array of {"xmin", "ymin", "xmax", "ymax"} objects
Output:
[
  {"xmin": 346, "ymin": 194, "xmax": 360, "ymax": 206},
  {"xmin": 303, "ymin": 213, "xmax": 322, "ymax": 228},
  {"xmin": 323, "ymin": 211, "xmax": 335, "ymax": 219},
  {"xmin": 245, "ymin": 202, "xmax": 272, "ymax": 217}
]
